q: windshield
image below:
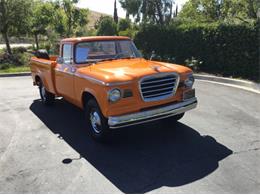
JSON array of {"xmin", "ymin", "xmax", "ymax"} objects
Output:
[{"xmin": 75, "ymin": 40, "xmax": 142, "ymax": 64}]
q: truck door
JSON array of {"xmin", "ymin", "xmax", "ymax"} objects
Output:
[{"xmin": 55, "ymin": 43, "xmax": 75, "ymax": 101}]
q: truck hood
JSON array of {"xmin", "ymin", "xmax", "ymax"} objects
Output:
[{"xmin": 77, "ymin": 58, "xmax": 192, "ymax": 83}]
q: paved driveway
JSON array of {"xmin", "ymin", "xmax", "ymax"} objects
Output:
[{"xmin": 0, "ymin": 76, "xmax": 259, "ymax": 193}]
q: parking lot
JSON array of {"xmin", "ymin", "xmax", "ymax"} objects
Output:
[{"xmin": 0, "ymin": 76, "xmax": 259, "ymax": 193}]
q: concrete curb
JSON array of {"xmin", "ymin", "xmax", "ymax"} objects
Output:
[
  {"xmin": 0, "ymin": 72, "xmax": 31, "ymax": 78},
  {"xmin": 194, "ymin": 74, "xmax": 260, "ymax": 93}
]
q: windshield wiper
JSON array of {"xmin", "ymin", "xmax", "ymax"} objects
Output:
[
  {"xmin": 95, "ymin": 58, "xmax": 116, "ymax": 63},
  {"xmin": 114, "ymin": 51, "xmax": 135, "ymax": 59},
  {"xmin": 118, "ymin": 56, "xmax": 136, "ymax": 60},
  {"xmin": 88, "ymin": 52, "xmax": 136, "ymax": 64}
]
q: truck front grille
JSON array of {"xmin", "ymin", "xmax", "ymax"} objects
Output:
[{"xmin": 140, "ymin": 73, "xmax": 179, "ymax": 102}]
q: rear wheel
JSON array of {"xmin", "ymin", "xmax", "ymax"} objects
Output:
[
  {"xmin": 85, "ymin": 99, "xmax": 110, "ymax": 142},
  {"xmin": 39, "ymin": 81, "xmax": 55, "ymax": 105}
]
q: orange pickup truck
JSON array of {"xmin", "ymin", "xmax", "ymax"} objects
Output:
[{"xmin": 30, "ymin": 36, "xmax": 197, "ymax": 141}]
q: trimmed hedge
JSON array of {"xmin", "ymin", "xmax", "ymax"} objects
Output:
[{"xmin": 134, "ymin": 23, "xmax": 259, "ymax": 81}]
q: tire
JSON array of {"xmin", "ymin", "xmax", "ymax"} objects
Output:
[
  {"xmin": 85, "ymin": 99, "xmax": 110, "ymax": 142},
  {"xmin": 163, "ymin": 113, "xmax": 185, "ymax": 123},
  {"xmin": 39, "ymin": 81, "xmax": 55, "ymax": 105}
]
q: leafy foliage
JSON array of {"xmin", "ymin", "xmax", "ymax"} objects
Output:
[
  {"xmin": 96, "ymin": 16, "xmax": 118, "ymax": 36},
  {"xmin": 118, "ymin": 18, "xmax": 132, "ymax": 31},
  {"xmin": 54, "ymin": 0, "xmax": 89, "ymax": 37},
  {"xmin": 119, "ymin": 0, "xmax": 174, "ymax": 24},
  {"xmin": 0, "ymin": 46, "xmax": 32, "ymax": 68},
  {"xmin": 179, "ymin": 0, "xmax": 259, "ymax": 23},
  {"xmin": 135, "ymin": 22, "xmax": 259, "ymax": 81},
  {"xmin": 0, "ymin": 0, "xmax": 32, "ymax": 54},
  {"xmin": 31, "ymin": 1, "xmax": 55, "ymax": 49}
]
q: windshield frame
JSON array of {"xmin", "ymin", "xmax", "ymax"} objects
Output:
[{"xmin": 73, "ymin": 39, "xmax": 142, "ymax": 65}]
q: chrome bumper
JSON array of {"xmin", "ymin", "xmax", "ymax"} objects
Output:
[{"xmin": 108, "ymin": 98, "xmax": 198, "ymax": 129}]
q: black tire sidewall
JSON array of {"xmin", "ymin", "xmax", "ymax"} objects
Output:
[
  {"xmin": 85, "ymin": 99, "xmax": 110, "ymax": 141},
  {"xmin": 39, "ymin": 82, "xmax": 54, "ymax": 105}
]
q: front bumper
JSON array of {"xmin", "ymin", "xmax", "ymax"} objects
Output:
[{"xmin": 108, "ymin": 97, "xmax": 198, "ymax": 129}]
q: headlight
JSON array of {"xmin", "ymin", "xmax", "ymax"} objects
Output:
[
  {"xmin": 184, "ymin": 74, "xmax": 195, "ymax": 88},
  {"xmin": 108, "ymin": 89, "xmax": 121, "ymax": 102}
]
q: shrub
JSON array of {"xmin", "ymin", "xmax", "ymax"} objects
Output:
[
  {"xmin": 118, "ymin": 28, "xmax": 137, "ymax": 39},
  {"xmin": 118, "ymin": 18, "xmax": 132, "ymax": 31},
  {"xmin": 12, "ymin": 46, "xmax": 27, "ymax": 54},
  {"xmin": 134, "ymin": 22, "xmax": 259, "ymax": 81},
  {"xmin": 0, "ymin": 63, "xmax": 11, "ymax": 70},
  {"xmin": 0, "ymin": 48, "xmax": 32, "ymax": 67}
]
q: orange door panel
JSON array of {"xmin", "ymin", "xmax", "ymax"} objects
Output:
[{"xmin": 55, "ymin": 63, "xmax": 75, "ymax": 100}]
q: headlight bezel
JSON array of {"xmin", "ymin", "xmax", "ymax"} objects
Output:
[
  {"xmin": 184, "ymin": 73, "xmax": 195, "ymax": 88},
  {"xmin": 108, "ymin": 88, "xmax": 122, "ymax": 103}
]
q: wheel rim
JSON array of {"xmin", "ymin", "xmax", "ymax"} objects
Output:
[
  {"xmin": 40, "ymin": 85, "xmax": 46, "ymax": 101},
  {"xmin": 90, "ymin": 111, "xmax": 102, "ymax": 134}
]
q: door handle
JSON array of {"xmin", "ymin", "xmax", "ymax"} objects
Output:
[{"xmin": 71, "ymin": 67, "xmax": 76, "ymax": 73}]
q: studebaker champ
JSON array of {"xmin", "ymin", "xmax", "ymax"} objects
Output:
[{"xmin": 30, "ymin": 36, "xmax": 197, "ymax": 141}]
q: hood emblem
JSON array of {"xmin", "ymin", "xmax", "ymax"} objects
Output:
[{"xmin": 151, "ymin": 65, "xmax": 161, "ymax": 72}]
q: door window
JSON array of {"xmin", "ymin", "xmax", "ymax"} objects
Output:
[{"xmin": 62, "ymin": 44, "xmax": 72, "ymax": 64}]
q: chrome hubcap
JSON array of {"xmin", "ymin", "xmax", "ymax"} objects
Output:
[{"xmin": 90, "ymin": 111, "xmax": 102, "ymax": 134}]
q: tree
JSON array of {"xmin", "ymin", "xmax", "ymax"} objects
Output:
[
  {"xmin": 52, "ymin": 7, "xmax": 67, "ymax": 37},
  {"xmin": 31, "ymin": 1, "xmax": 55, "ymax": 49},
  {"xmin": 114, "ymin": 0, "xmax": 119, "ymax": 24},
  {"xmin": 96, "ymin": 16, "xmax": 118, "ymax": 36},
  {"xmin": 179, "ymin": 0, "xmax": 258, "ymax": 23},
  {"xmin": 119, "ymin": 0, "xmax": 175, "ymax": 25},
  {"xmin": 0, "ymin": 0, "xmax": 32, "ymax": 54},
  {"xmin": 119, "ymin": 0, "xmax": 141, "ymax": 20},
  {"xmin": 118, "ymin": 18, "xmax": 132, "ymax": 31},
  {"xmin": 54, "ymin": 0, "xmax": 88, "ymax": 37}
]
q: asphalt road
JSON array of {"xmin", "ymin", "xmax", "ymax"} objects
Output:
[{"xmin": 0, "ymin": 76, "xmax": 259, "ymax": 193}]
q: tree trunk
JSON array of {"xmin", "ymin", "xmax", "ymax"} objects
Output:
[
  {"xmin": 155, "ymin": 0, "xmax": 164, "ymax": 25},
  {"xmin": 2, "ymin": 31, "xmax": 12, "ymax": 55},
  {"xmin": 248, "ymin": 0, "xmax": 256, "ymax": 19},
  {"xmin": 34, "ymin": 33, "xmax": 39, "ymax": 50}
]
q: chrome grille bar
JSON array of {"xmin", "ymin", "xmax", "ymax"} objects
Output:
[
  {"xmin": 144, "ymin": 91, "xmax": 173, "ymax": 98},
  {"xmin": 139, "ymin": 73, "xmax": 180, "ymax": 102},
  {"xmin": 141, "ymin": 82, "xmax": 175, "ymax": 89},
  {"xmin": 142, "ymin": 86, "xmax": 174, "ymax": 94},
  {"xmin": 140, "ymin": 77, "xmax": 176, "ymax": 85}
]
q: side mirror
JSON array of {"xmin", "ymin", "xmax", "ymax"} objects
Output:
[
  {"xmin": 150, "ymin": 50, "xmax": 156, "ymax": 60},
  {"xmin": 56, "ymin": 57, "xmax": 64, "ymax": 64}
]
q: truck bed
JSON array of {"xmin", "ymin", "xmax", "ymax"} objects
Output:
[{"xmin": 30, "ymin": 56, "xmax": 58, "ymax": 94}]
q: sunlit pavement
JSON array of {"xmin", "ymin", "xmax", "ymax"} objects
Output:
[{"xmin": 0, "ymin": 76, "xmax": 259, "ymax": 193}]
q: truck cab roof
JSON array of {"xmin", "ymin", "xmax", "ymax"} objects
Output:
[{"xmin": 61, "ymin": 36, "xmax": 131, "ymax": 44}]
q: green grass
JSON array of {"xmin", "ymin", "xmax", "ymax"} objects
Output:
[{"xmin": 0, "ymin": 66, "xmax": 30, "ymax": 73}]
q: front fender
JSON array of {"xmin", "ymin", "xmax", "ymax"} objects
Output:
[{"xmin": 81, "ymin": 87, "xmax": 109, "ymax": 117}]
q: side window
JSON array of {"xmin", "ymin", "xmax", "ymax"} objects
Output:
[{"xmin": 62, "ymin": 44, "xmax": 72, "ymax": 64}]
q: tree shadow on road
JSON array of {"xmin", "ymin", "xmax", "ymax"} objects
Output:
[{"xmin": 30, "ymin": 99, "xmax": 233, "ymax": 193}]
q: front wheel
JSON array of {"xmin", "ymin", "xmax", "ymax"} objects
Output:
[
  {"xmin": 39, "ymin": 82, "xmax": 55, "ymax": 105},
  {"xmin": 85, "ymin": 99, "xmax": 110, "ymax": 142}
]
